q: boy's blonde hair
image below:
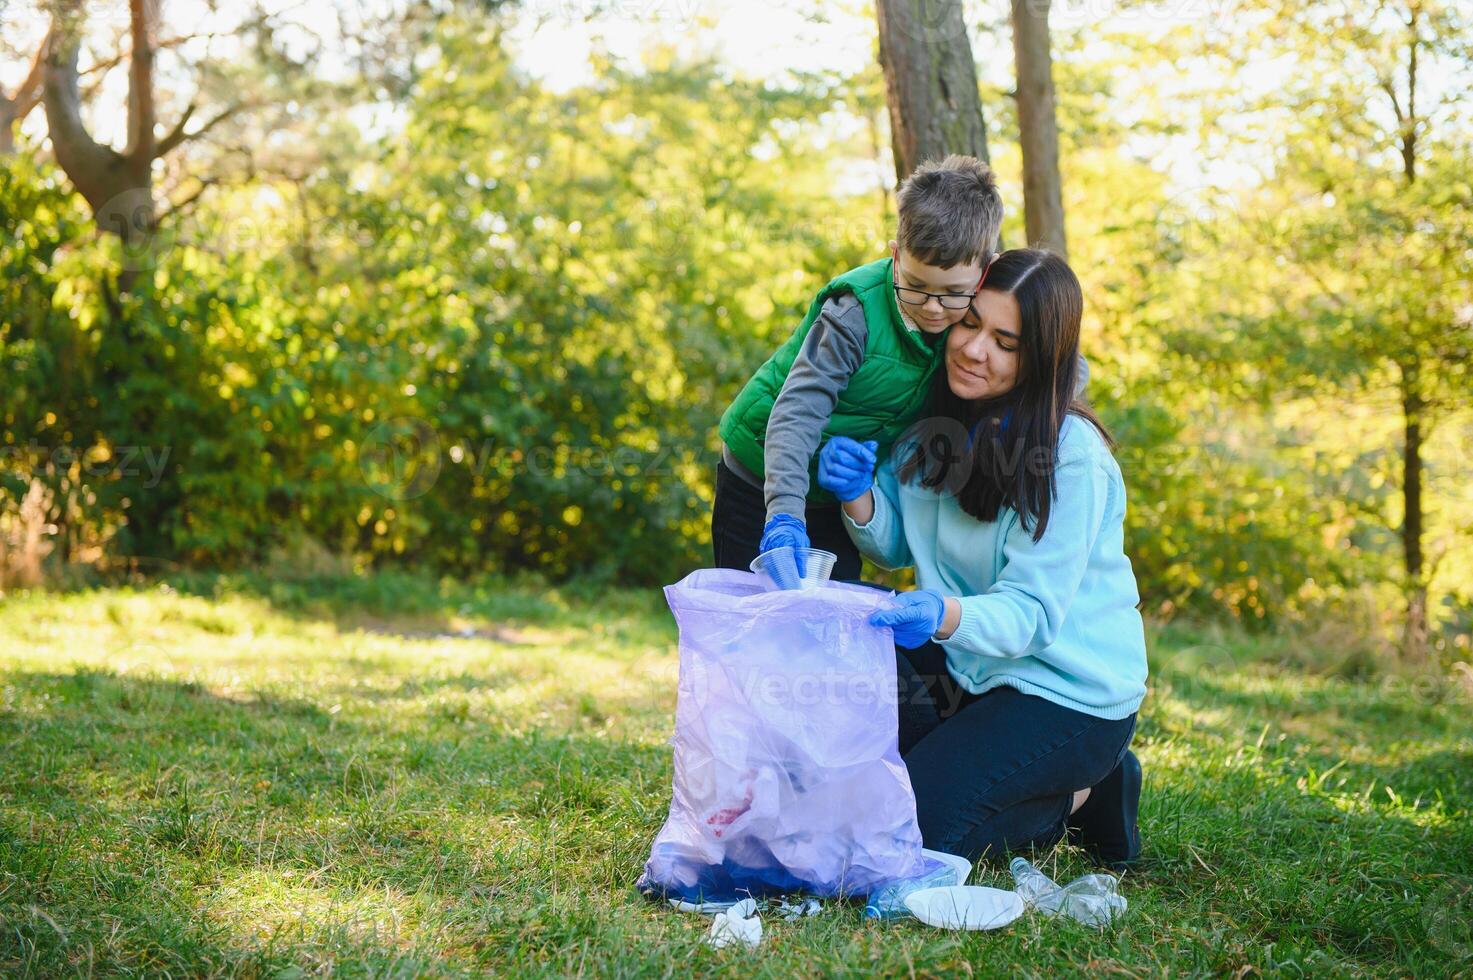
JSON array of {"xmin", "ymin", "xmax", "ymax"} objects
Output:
[{"xmin": 896, "ymin": 155, "xmax": 1003, "ymax": 269}]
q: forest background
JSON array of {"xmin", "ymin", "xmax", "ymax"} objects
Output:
[{"xmin": 2, "ymin": 0, "xmax": 1469, "ymax": 663}]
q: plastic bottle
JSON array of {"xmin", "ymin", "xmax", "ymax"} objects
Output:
[
  {"xmin": 1055, "ymin": 874, "xmax": 1127, "ymax": 927},
  {"xmin": 1009, "ymin": 857, "xmax": 1065, "ymax": 912},
  {"xmin": 863, "ymin": 856, "xmax": 961, "ymax": 920},
  {"xmin": 1009, "ymin": 858, "xmax": 1126, "ymax": 927}
]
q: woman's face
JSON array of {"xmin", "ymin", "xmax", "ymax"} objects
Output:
[{"xmin": 946, "ymin": 288, "xmax": 1021, "ymax": 400}]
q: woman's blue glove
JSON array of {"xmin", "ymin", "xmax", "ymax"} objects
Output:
[
  {"xmin": 759, "ymin": 514, "xmax": 809, "ymax": 590},
  {"xmin": 817, "ymin": 437, "xmax": 879, "ymax": 503},
  {"xmin": 870, "ymin": 589, "xmax": 947, "ymax": 648}
]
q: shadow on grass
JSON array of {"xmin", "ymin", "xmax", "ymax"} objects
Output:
[
  {"xmin": 143, "ymin": 568, "xmax": 674, "ymax": 643},
  {"xmin": 5, "ymin": 659, "xmax": 1470, "ymax": 975},
  {"xmin": 0, "ymin": 668, "xmax": 676, "ymax": 975},
  {"xmin": 1140, "ymin": 750, "xmax": 1473, "ymax": 965},
  {"xmin": 1151, "ymin": 666, "xmax": 1473, "ymax": 801}
]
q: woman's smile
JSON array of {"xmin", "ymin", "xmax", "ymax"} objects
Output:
[{"xmin": 953, "ymin": 359, "xmax": 987, "ymax": 384}]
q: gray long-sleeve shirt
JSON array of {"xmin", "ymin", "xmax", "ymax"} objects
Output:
[
  {"xmin": 722, "ymin": 293, "xmax": 1092, "ymax": 522},
  {"xmin": 722, "ymin": 294, "xmax": 870, "ymax": 521},
  {"xmin": 762, "ymin": 293, "xmax": 872, "ymax": 521}
]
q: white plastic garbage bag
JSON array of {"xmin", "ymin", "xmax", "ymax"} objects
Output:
[{"xmin": 638, "ymin": 569, "xmax": 925, "ymax": 903}]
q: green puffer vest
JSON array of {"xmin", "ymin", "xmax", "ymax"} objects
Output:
[{"xmin": 718, "ymin": 257, "xmax": 944, "ymax": 503}]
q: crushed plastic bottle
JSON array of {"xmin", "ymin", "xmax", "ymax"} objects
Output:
[
  {"xmin": 1009, "ymin": 857, "xmax": 1126, "ymax": 927},
  {"xmin": 1010, "ymin": 857, "xmax": 1063, "ymax": 910},
  {"xmin": 863, "ymin": 855, "xmax": 963, "ymax": 920},
  {"xmin": 1055, "ymin": 874, "xmax": 1128, "ymax": 927}
]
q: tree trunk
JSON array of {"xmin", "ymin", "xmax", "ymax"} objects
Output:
[
  {"xmin": 1010, "ymin": 0, "xmax": 1067, "ymax": 257},
  {"xmin": 1393, "ymin": 12, "xmax": 1426, "ymax": 659},
  {"xmin": 875, "ymin": 0, "xmax": 990, "ymax": 182},
  {"xmin": 0, "ymin": 104, "xmax": 16, "ymax": 156},
  {"xmin": 41, "ymin": 9, "xmax": 157, "ymax": 244},
  {"xmin": 866, "ymin": 101, "xmax": 894, "ymax": 229},
  {"xmin": 1400, "ymin": 362, "xmax": 1429, "ymax": 658}
]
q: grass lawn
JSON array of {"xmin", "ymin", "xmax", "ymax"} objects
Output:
[{"xmin": 2, "ymin": 570, "xmax": 1470, "ymax": 977}]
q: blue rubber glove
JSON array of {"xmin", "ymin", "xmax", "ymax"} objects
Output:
[
  {"xmin": 817, "ymin": 437, "xmax": 879, "ymax": 503},
  {"xmin": 758, "ymin": 514, "xmax": 810, "ymax": 590},
  {"xmin": 870, "ymin": 589, "xmax": 947, "ymax": 648}
]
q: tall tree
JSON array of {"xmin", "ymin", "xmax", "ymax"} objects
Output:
[
  {"xmin": 1377, "ymin": 1, "xmax": 1439, "ymax": 655},
  {"xmin": 31, "ymin": 0, "xmax": 490, "ymax": 251},
  {"xmin": 1272, "ymin": 0, "xmax": 1469, "ymax": 656},
  {"xmin": 1010, "ymin": 0, "xmax": 1066, "ymax": 256},
  {"xmin": 874, "ymin": 0, "xmax": 989, "ymax": 180},
  {"xmin": 1163, "ymin": 0, "xmax": 1472, "ymax": 654}
]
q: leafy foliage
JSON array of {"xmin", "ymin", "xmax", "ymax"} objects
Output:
[
  {"xmin": 2, "ymin": 23, "xmax": 884, "ymax": 585},
  {"xmin": 1, "ymin": 7, "xmax": 1469, "ymax": 655}
]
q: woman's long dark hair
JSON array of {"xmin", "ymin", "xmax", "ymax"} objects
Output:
[{"xmin": 897, "ymin": 249, "xmax": 1113, "ymax": 541}]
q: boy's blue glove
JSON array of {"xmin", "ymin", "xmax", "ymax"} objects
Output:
[
  {"xmin": 758, "ymin": 514, "xmax": 809, "ymax": 590},
  {"xmin": 870, "ymin": 589, "xmax": 947, "ymax": 648},
  {"xmin": 817, "ymin": 437, "xmax": 879, "ymax": 503}
]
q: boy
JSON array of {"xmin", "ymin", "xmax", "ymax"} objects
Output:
[{"xmin": 714, "ymin": 155, "xmax": 1005, "ymax": 588}]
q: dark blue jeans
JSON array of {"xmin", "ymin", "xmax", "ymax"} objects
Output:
[{"xmin": 896, "ymin": 640, "xmax": 1137, "ymax": 864}]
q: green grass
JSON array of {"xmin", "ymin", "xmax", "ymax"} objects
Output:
[{"xmin": 1, "ymin": 571, "xmax": 1470, "ymax": 977}]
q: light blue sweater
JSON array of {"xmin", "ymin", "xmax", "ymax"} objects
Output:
[{"xmin": 844, "ymin": 414, "xmax": 1148, "ymax": 720}]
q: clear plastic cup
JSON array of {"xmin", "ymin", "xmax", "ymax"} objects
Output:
[{"xmin": 749, "ymin": 547, "xmax": 838, "ymax": 590}]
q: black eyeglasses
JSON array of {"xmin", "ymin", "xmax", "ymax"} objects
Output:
[
  {"xmin": 892, "ymin": 254, "xmax": 998, "ymax": 310},
  {"xmin": 893, "ymin": 283, "xmax": 978, "ymax": 310}
]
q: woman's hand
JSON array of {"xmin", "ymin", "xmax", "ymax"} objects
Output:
[
  {"xmin": 817, "ymin": 437, "xmax": 878, "ymax": 502},
  {"xmin": 870, "ymin": 589, "xmax": 960, "ymax": 648}
]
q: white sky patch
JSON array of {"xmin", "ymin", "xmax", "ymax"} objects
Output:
[
  {"xmin": 4, "ymin": 0, "xmax": 1464, "ymax": 202},
  {"xmin": 505, "ymin": 0, "xmax": 875, "ymax": 92}
]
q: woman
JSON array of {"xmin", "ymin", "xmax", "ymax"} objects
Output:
[{"xmin": 816, "ymin": 249, "xmax": 1148, "ymax": 868}]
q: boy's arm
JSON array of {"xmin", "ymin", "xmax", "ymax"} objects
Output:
[{"xmin": 763, "ymin": 293, "xmax": 869, "ymax": 522}]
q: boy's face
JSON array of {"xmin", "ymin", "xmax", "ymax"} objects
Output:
[{"xmin": 889, "ymin": 241, "xmax": 985, "ymax": 334}]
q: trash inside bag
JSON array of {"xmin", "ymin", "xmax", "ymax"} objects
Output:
[{"xmin": 637, "ymin": 569, "xmax": 925, "ymax": 903}]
